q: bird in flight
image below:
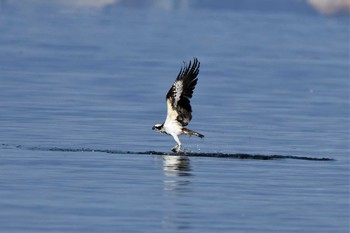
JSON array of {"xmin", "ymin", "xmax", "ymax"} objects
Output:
[{"xmin": 152, "ymin": 58, "xmax": 204, "ymax": 153}]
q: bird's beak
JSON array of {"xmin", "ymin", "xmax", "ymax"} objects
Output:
[{"xmin": 152, "ymin": 126, "xmax": 156, "ymax": 130}]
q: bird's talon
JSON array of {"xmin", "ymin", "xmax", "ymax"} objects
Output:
[{"xmin": 171, "ymin": 145, "xmax": 182, "ymax": 153}]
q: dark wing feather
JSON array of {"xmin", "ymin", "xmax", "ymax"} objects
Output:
[{"xmin": 166, "ymin": 58, "xmax": 200, "ymax": 126}]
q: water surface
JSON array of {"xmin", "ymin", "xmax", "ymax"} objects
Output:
[{"xmin": 0, "ymin": 1, "xmax": 349, "ymax": 232}]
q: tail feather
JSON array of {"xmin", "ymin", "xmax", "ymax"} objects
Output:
[{"xmin": 182, "ymin": 128, "xmax": 204, "ymax": 138}]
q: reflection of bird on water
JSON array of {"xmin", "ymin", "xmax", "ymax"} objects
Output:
[
  {"xmin": 163, "ymin": 155, "xmax": 191, "ymax": 176},
  {"xmin": 163, "ymin": 155, "xmax": 192, "ymax": 191}
]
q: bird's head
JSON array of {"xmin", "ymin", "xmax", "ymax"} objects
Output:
[{"xmin": 152, "ymin": 123, "xmax": 164, "ymax": 133}]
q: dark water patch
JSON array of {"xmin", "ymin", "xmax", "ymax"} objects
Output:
[
  {"xmin": 144, "ymin": 151, "xmax": 335, "ymax": 161},
  {"xmin": 1, "ymin": 144, "xmax": 335, "ymax": 161}
]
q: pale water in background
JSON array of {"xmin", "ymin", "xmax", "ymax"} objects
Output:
[{"xmin": 0, "ymin": 0, "xmax": 349, "ymax": 232}]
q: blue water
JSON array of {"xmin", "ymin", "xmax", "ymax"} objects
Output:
[{"xmin": 0, "ymin": 1, "xmax": 349, "ymax": 232}]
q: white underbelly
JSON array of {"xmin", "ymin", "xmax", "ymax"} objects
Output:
[{"xmin": 163, "ymin": 120, "xmax": 182, "ymax": 136}]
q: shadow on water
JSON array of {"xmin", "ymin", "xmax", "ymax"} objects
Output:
[{"xmin": 1, "ymin": 144, "xmax": 335, "ymax": 161}]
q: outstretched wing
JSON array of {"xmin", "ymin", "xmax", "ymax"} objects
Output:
[{"xmin": 165, "ymin": 58, "xmax": 200, "ymax": 127}]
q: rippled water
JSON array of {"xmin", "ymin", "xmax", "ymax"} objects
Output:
[{"xmin": 0, "ymin": 1, "xmax": 349, "ymax": 232}]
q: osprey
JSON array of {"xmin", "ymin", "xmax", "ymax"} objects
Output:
[{"xmin": 152, "ymin": 58, "xmax": 204, "ymax": 153}]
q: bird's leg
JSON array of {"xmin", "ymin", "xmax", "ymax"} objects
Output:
[{"xmin": 171, "ymin": 134, "xmax": 183, "ymax": 153}]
